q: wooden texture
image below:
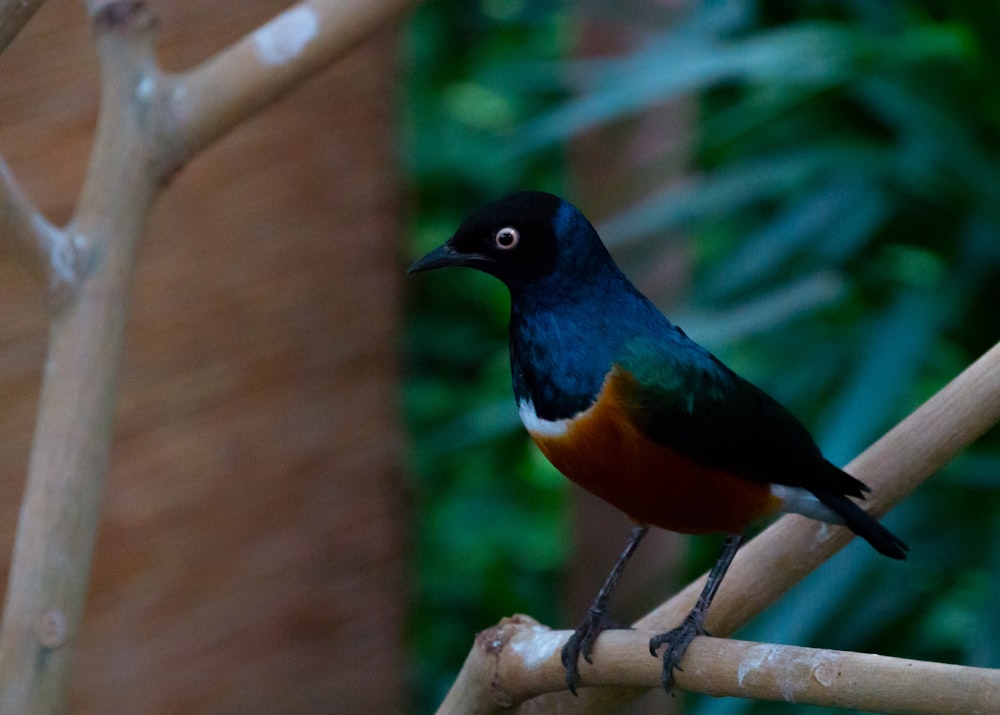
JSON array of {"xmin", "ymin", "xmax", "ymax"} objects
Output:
[{"xmin": 0, "ymin": 2, "xmax": 407, "ymax": 711}]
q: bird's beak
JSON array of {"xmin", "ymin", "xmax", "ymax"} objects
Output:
[{"xmin": 408, "ymin": 243, "xmax": 487, "ymax": 274}]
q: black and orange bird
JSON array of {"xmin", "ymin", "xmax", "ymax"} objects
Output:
[{"xmin": 409, "ymin": 191, "xmax": 907, "ymax": 693}]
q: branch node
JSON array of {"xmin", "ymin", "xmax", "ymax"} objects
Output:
[
  {"xmin": 33, "ymin": 610, "xmax": 67, "ymax": 650},
  {"xmin": 478, "ymin": 615, "xmax": 539, "ymax": 707},
  {"xmin": 91, "ymin": 1, "xmax": 155, "ymax": 32},
  {"xmin": 48, "ymin": 230, "xmax": 96, "ymax": 299},
  {"xmin": 811, "ymin": 659, "xmax": 837, "ymax": 688}
]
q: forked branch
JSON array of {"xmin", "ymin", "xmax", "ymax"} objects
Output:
[{"xmin": 0, "ymin": 1, "xmax": 420, "ymax": 712}]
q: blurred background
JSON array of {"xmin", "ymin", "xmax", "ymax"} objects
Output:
[{"xmin": 0, "ymin": 0, "xmax": 997, "ymax": 713}]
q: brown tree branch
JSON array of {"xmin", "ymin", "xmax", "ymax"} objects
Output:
[
  {"xmin": 0, "ymin": 0, "xmax": 46, "ymax": 55},
  {"xmin": 441, "ymin": 616, "xmax": 1000, "ymax": 715},
  {"xmin": 0, "ymin": 1, "xmax": 421, "ymax": 711},
  {"xmin": 435, "ymin": 340, "xmax": 1000, "ymax": 713}
]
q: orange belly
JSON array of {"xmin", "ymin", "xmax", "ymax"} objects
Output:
[{"xmin": 528, "ymin": 371, "xmax": 781, "ymax": 534}]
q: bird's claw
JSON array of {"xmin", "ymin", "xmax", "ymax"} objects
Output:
[
  {"xmin": 561, "ymin": 608, "xmax": 617, "ymax": 695},
  {"xmin": 648, "ymin": 616, "xmax": 704, "ymax": 691}
]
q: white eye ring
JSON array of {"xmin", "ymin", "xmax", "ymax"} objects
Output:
[{"xmin": 494, "ymin": 226, "xmax": 520, "ymax": 250}]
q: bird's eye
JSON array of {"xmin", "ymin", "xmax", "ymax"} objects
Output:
[{"xmin": 493, "ymin": 226, "xmax": 520, "ymax": 251}]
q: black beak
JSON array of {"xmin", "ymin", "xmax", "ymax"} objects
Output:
[{"xmin": 408, "ymin": 243, "xmax": 487, "ymax": 274}]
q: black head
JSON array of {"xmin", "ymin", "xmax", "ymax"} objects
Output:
[{"xmin": 408, "ymin": 191, "xmax": 614, "ymax": 290}]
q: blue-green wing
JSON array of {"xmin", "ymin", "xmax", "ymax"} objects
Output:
[{"xmin": 614, "ymin": 332, "xmax": 867, "ymax": 498}]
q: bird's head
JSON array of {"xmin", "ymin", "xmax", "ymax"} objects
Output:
[{"xmin": 408, "ymin": 191, "xmax": 614, "ymax": 290}]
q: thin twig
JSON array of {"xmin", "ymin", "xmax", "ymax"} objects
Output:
[
  {"xmin": 0, "ymin": 155, "xmax": 63, "ymax": 280},
  {"xmin": 1, "ymin": 0, "xmax": 86, "ymax": 290}
]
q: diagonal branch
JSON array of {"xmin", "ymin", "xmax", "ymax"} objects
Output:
[
  {"xmin": 0, "ymin": 0, "xmax": 47, "ymax": 55},
  {"xmin": 0, "ymin": 154, "xmax": 63, "ymax": 279},
  {"xmin": 165, "ymin": 0, "xmax": 417, "ymax": 167}
]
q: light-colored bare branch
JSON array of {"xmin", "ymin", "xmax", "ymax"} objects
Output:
[
  {"xmin": 432, "ymin": 341, "xmax": 1000, "ymax": 713},
  {"xmin": 165, "ymin": 0, "xmax": 416, "ymax": 165},
  {"xmin": 0, "ymin": 5, "xmax": 164, "ymax": 711},
  {"xmin": 0, "ymin": 0, "xmax": 46, "ymax": 55},
  {"xmin": 440, "ymin": 616, "xmax": 1000, "ymax": 715},
  {"xmin": 0, "ymin": 155, "xmax": 63, "ymax": 279}
]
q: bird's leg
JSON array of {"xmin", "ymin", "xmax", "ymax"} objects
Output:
[
  {"xmin": 649, "ymin": 533, "xmax": 744, "ymax": 691},
  {"xmin": 562, "ymin": 524, "xmax": 648, "ymax": 695}
]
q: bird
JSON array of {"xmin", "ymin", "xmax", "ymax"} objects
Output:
[{"xmin": 408, "ymin": 190, "xmax": 908, "ymax": 694}]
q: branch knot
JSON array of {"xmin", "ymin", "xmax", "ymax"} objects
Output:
[{"xmin": 92, "ymin": 1, "xmax": 155, "ymax": 32}]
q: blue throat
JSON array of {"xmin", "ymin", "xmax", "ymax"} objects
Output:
[{"xmin": 508, "ymin": 262, "xmax": 669, "ymax": 421}]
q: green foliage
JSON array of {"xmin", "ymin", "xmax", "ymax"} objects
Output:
[
  {"xmin": 404, "ymin": 0, "xmax": 1000, "ymax": 712},
  {"xmin": 402, "ymin": 2, "xmax": 570, "ymax": 710}
]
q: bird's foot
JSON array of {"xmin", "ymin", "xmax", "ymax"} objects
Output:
[
  {"xmin": 648, "ymin": 613, "xmax": 705, "ymax": 691},
  {"xmin": 561, "ymin": 608, "xmax": 620, "ymax": 695}
]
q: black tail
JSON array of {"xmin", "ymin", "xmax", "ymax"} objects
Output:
[{"xmin": 814, "ymin": 491, "xmax": 909, "ymax": 560}]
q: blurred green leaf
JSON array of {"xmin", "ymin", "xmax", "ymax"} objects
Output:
[{"xmin": 519, "ymin": 20, "xmax": 969, "ymax": 151}]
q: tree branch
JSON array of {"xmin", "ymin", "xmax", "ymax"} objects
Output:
[
  {"xmin": 440, "ymin": 616, "xmax": 1000, "ymax": 715},
  {"xmin": 435, "ymin": 341, "xmax": 1000, "ymax": 713},
  {"xmin": 166, "ymin": 0, "xmax": 415, "ymax": 165},
  {"xmin": 0, "ymin": 154, "xmax": 63, "ymax": 279},
  {"xmin": 0, "ymin": 0, "xmax": 46, "ymax": 55},
  {"xmin": 0, "ymin": 5, "xmax": 165, "ymax": 711},
  {"xmin": 1, "ymin": 0, "xmax": 79, "ymax": 288}
]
